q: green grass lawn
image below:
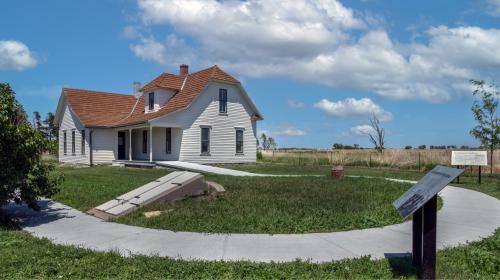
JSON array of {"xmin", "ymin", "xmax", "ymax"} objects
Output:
[
  {"xmin": 116, "ymin": 176, "xmax": 413, "ymax": 233},
  {"xmin": 0, "ymin": 228, "xmax": 497, "ymax": 279},
  {"xmin": 1, "ymin": 162, "xmax": 497, "ymax": 279},
  {"xmin": 221, "ymin": 163, "xmax": 500, "ymax": 199},
  {"xmin": 218, "ymin": 162, "xmax": 332, "ymax": 175},
  {"xmin": 53, "ymin": 165, "xmax": 173, "ymax": 211},
  {"xmin": 52, "ymin": 165, "xmax": 415, "ymax": 233}
]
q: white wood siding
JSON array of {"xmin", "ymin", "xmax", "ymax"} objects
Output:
[
  {"xmin": 152, "ymin": 127, "xmax": 182, "ymax": 161},
  {"xmin": 92, "ymin": 129, "xmax": 117, "ymax": 164},
  {"xmin": 151, "ymin": 81, "xmax": 257, "ymax": 163},
  {"xmin": 58, "ymin": 104, "xmax": 90, "ymax": 164}
]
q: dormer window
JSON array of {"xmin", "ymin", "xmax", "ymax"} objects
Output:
[
  {"xmin": 148, "ymin": 92, "xmax": 155, "ymax": 111},
  {"xmin": 219, "ymin": 88, "xmax": 227, "ymax": 113}
]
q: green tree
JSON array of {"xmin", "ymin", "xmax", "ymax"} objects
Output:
[
  {"xmin": 332, "ymin": 143, "xmax": 343, "ymax": 149},
  {"xmin": 260, "ymin": 133, "xmax": 271, "ymax": 150},
  {"xmin": 268, "ymin": 137, "xmax": 277, "ymax": 150},
  {"xmin": 0, "ymin": 83, "xmax": 61, "ymax": 210},
  {"xmin": 33, "ymin": 111, "xmax": 42, "ymax": 130},
  {"xmin": 43, "ymin": 112, "xmax": 58, "ymax": 141},
  {"xmin": 470, "ymin": 80, "xmax": 500, "ymax": 175}
]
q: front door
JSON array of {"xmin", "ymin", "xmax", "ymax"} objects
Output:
[{"xmin": 118, "ymin": 131, "xmax": 126, "ymax": 160}]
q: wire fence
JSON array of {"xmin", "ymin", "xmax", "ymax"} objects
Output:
[{"xmin": 260, "ymin": 149, "xmax": 500, "ymax": 173}]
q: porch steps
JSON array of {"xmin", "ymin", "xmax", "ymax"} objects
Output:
[
  {"xmin": 112, "ymin": 160, "xmax": 156, "ymax": 168},
  {"xmin": 87, "ymin": 171, "xmax": 207, "ymax": 220}
]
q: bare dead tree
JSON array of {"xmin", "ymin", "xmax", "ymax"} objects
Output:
[{"xmin": 366, "ymin": 114, "xmax": 385, "ymax": 153}]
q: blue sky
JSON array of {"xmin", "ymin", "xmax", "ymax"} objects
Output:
[{"xmin": 1, "ymin": 0, "xmax": 500, "ymax": 148}]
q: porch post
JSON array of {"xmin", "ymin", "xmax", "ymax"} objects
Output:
[
  {"xmin": 149, "ymin": 125, "xmax": 153, "ymax": 162},
  {"xmin": 128, "ymin": 129, "xmax": 132, "ymax": 161}
]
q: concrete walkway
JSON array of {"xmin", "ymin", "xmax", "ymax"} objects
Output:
[
  {"xmin": 4, "ymin": 181, "xmax": 499, "ymax": 263},
  {"xmin": 157, "ymin": 161, "xmax": 272, "ymax": 176}
]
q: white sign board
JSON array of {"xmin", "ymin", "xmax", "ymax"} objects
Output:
[
  {"xmin": 393, "ymin": 165, "xmax": 464, "ymax": 219},
  {"xmin": 451, "ymin": 151, "xmax": 488, "ymax": 166}
]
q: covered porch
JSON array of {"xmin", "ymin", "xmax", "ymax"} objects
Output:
[{"xmin": 114, "ymin": 125, "xmax": 182, "ymax": 163}]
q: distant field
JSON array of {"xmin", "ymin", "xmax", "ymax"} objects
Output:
[{"xmin": 260, "ymin": 149, "xmax": 500, "ymax": 173}]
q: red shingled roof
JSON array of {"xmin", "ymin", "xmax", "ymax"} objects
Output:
[{"xmin": 62, "ymin": 65, "xmax": 243, "ymax": 128}]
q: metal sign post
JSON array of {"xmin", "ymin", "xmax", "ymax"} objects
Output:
[{"xmin": 393, "ymin": 165, "xmax": 464, "ymax": 279}]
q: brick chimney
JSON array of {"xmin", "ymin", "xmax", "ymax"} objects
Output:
[{"xmin": 179, "ymin": 64, "xmax": 189, "ymax": 75}]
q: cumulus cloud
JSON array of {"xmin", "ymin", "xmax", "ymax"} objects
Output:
[
  {"xmin": 129, "ymin": 37, "xmax": 166, "ymax": 64},
  {"xmin": 0, "ymin": 40, "xmax": 39, "ymax": 71},
  {"xmin": 127, "ymin": 0, "xmax": 500, "ymax": 102},
  {"xmin": 129, "ymin": 34, "xmax": 196, "ymax": 66},
  {"xmin": 314, "ymin": 98, "xmax": 392, "ymax": 121},
  {"xmin": 274, "ymin": 127, "xmax": 306, "ymax": 136},
  {"xmin": 350, "ymin": 124, "xmax": 375, "ymax": 136},
  {"xmin": 287, "ymin": 99, "xmax": 305, "ymax": 108}
]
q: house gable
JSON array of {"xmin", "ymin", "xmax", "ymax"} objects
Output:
[{"xmin": 54, "ymin": 65, "xmax": 262, "ymax": 129}]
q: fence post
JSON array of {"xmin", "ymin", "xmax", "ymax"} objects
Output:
[
  {"xmin": 272, "ymin": 150, "xmax": 275, "ymax": 162},
  {"xmin": 369, "ymin": 153, "xmax": 372, "ymax": 168},
  {"xmin": 418, "ymin": 152, "xmax": 421, "ymax": 171}
]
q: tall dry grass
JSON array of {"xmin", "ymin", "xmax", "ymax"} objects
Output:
[{"xmin": 261, "ymin": 149, "xmax": 500, "ymax": 173}]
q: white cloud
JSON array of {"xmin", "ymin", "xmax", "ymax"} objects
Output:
[
  {"xmin": 287, "ymin": 99, "xmax": 305, "ymax": 108},
  {"xmin": 314, "ymin": 97, "xmax": 392, "ymax": 121},
  {"xmin": 257, "ymin": 129, "xmax": 272, "ymax": 137},
  {"xmin": 0, "ymin": 40, "xmax": 39, "ymax": 71},
  {"xmin": 129, "ymin": 34, "xmax": 198, "ymax": 66},
  {"xmin": 274, "ymin": 127, "xmax": 306, "ymax": 136},
  {"xmin": 129, "ymin": 37, "xmax": 166, "ymax": 64},
  {"xmin": 133, "ymin": 0, "xmax": 364, "ymax": 68},
  {"xmin": 129, "ymin": 34, "xmax": 196, "ymax": 66},
  {"xmin": 129, "ymin": 1, "xmax": 500, "ymax": 102},
  {"xmin": 350, "ymin": 124, "xmax": 375, "ymax": 136}
]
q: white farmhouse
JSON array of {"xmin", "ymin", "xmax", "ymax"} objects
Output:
[{"xmin": 55, "ymin": 65, "xmax": 263, "ymax": 165}]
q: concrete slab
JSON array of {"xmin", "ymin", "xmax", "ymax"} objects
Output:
[{"xmin": 90, "ymin": 171, "xmax": 206, "ymax": 219}]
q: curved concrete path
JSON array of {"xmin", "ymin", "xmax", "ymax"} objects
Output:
[
  {"xmin": 4, "ymin": 182, "xmax": 500, "ymax": 263},
  {"xmin": 157, "ymin": 161, "xmax": 321, "ymax": 177},
  {"xmin": 157, "ymin": 161, "xmax": 268, "ymax": 176}
]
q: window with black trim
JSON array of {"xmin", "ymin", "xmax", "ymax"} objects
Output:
[
  {"xmin": 148, "ymin": 92, "xmax": 155, "ymax": 111},
  {"xmin": 236, "ymin": 129, "xmax": 244, "ymax": 154},
  {"xmin": 166, "ymin": 128, "xmax": 172, "ymax": 154},
  {"xmin": 71, "ymin": 130, "xmax": 76, "ymax": 155},
  {"xmin": 63, "ymin": 131, "xmax": 67, "ymax": 155},
  {"xmin": 219, "ymin": 88, "xmax": 227, "ymax": 113},
  {"xmin": 81, "ymin": 130, "xmax": 85, "ymax": 155},
  {"xmin": 142, "ymin": 130, "xmax": 148, "ymax": 154},
  {"xmin": 201, "ymin": 127, "xmax": 210, "ymax": 154}
]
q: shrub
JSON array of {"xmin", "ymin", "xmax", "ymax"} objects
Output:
[
  {"xmin": 0, "ymin": 83, "xmax": 62, "ymax": 210},
  {"xmin": 256, "ymin": 151, "xmax": 263, "ymax": 160},
  {"xmin": 47, "ymin": 140, "xmax": 58, "ymax": 156}
]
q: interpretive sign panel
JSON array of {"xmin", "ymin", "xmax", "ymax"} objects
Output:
[
  {"xmin": 393, "ymin": 165, "xmax": 464, "ymax": 219},
  {"xmin": 451, "ymin": 151, "xmax": 487, "ymax": 166}
]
